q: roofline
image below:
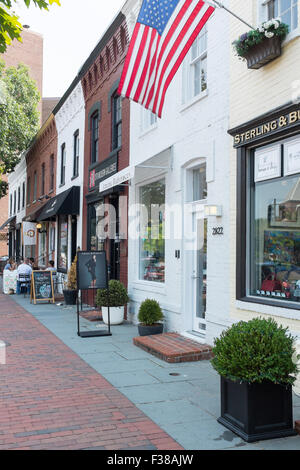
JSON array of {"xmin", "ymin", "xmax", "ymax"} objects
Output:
[{"xmin": 52, "ymin": 11, "xmax": 126, "ymax": 116}]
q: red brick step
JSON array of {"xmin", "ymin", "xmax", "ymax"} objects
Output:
[{"xmin": 133, "ymin": 332, "xmax": 213, "ymax": 363}]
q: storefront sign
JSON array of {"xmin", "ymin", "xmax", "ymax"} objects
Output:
[
  {"xmin": 284, "ymin": 138, "xmax": 300, "ymax": 176},
  {"xmin": 255, "ymin": 145, "xmax": 281, "ymax": 182},
  {"xmin": 99, "ymin": 166, "xmax": 135, "ymax": 193},
  {"xmin": 89, "ymin": 154, "xmax": 118, "ymax": 191},
  {"xmin": 233, "ymin": 109, "xmax": 300, "ymax": 147},
  {"xmin": 22, "ymin": 222, "xmax": 37, "ymax": 246}
]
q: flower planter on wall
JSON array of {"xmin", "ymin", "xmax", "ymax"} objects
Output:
[
  {"xmin": 244, "ymin": 36, "xmax": 282, "ymax": 69},
  {"xmin": 218, "ymin": 377, "xmax": 297, "ymax": 442}
]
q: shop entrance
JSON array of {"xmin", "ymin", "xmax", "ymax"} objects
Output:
[{"xmin": 192, "ymin": 218, "xmax": 207, "ymax": 334}]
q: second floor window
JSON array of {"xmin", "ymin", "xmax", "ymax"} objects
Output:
[
  {"xmin": 266, "ymin": 0, "xmax": 298, "ymax": 32},
  {"xmin": 17, "ymin": 186, "xmax": 20, "ymax": 212},
  {"xmin": 22, "ymin": 182, "xmax": 25, "ymax": 209},
  {"xmin": 50, "ymin": 154, "xmax": 54, "ymax": 192},
  {"xmin": 182, "ymin": 26, "xmax": 207, "ymax": 104},
  {"xmin": 73, "ymin": 131, "xmax": 79, "ymax": 177},
  {"xmin": 33, "ymin": 172, "xmax": 37, "ymax": 202},
  {"xmin": 27, "ymin": 177, "xmax": 31, "ymax": 205},
  {"xmin": 91, "ymin": 113, "xmax": 99, "ymax": 164},
  {"xmin": 41, "ymin": 163, "xmax": 45, "ymax": 196},
  {"xmin": 10, "ymin": 194, "xmax": 12, "ymax": 216},
  {"xmin": 13, "ymin": 190, "xmax": 16, "ymax": 214},
  {"xmin": 61, "ymin": 144, "xmax": 66, "ymax": 186},
  {"xmin": 112, "ymin": 94, "xmax": 122, "ymax": 150},
  {"xmin": 141, "ymin": 108, "xmax": 157, "ymax": 133}
]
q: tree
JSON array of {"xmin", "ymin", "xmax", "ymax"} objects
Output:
[
  {"xmin": 0, "ymin": 0, "xmax": 60, "ymax": 53},
  {"xmin": 0, "ymin": 59, "xmax": 40, "ymax": 197}
]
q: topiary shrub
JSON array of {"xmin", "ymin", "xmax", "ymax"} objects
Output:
[
  {"xmin": 96, "ymin": 280, "xmax": 129, "ymax": 307},
  {"xmin": 66, "ymin": 255, "xmax": 77, "ymax": 290},
  {"xmin": 211, "ymin": 317, "xmax": 299, "ymax": 386},
  {"xmin": 138, "ymin": 299, "xmax": 164, "ymax": 326}
]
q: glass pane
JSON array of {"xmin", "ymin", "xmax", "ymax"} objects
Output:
[
  {"xmin": 199, "ymin": 27, "xmax": 207, "ymax": 54},
  {"xmin": 196, "ymin": 218, "xmax": 207, "ymax": 323},
  {"xmin": 193, "ymin": 164, "xmax": 207, "ymax": 201},
  {"xmin": 193, "ymin": 61, "xmax": 201, "ymax": 96},
  {"xmin": 250, "ymin": 173, "xmax": 300, "ymax": 302},
  {"xmin": 89, "ymin": 201, "xmax": 105, "ymax": 251},
  {"xmin": 281, "ymin": 0, "xmax": 291, "ymax": 13},
  {"xmin": 58, "ymin": 216, "xmax": 68, "ymax": 271},
  {"xmin": 292, "ymin": 4, "xmax": 298, "ymax": 29},
  {"xmin": 191, "ymin": 38, "xmax": 199, "ymax": 61},
  {"xmin": 281, "ymin": 10, "xmax": 292, "ymax": 30},
  {"xmin": 139, "ymin": 180, "xmax": 165, "ymax": 283},
  {"xmin": 201, "ymin": 57, "xmax": 207, "ymax": 92}
]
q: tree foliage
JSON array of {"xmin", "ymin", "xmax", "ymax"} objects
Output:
[
  {"xmin": 0, "ymin": 0, "xmax": 60, "ymax": 53},
  {"xmin": 0, "ymin": 59, "xmax": 40, "ymax": 197}
]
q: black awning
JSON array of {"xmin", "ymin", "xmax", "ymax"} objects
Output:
[
  {"xmin": 23, "ymin": 206, "xmax": 44, "ymax": 223},
  {"xmin": 0, "ymin": 216, "xmax": 16, "ymax": 230},
  {"xmin": 37, "ymin": 186, "xmax": 80, "ymax": 221}
]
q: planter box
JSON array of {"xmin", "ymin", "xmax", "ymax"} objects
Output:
[
  {"xmin": 63, "ymin": 289, "xmax": 78, "ymax": 305},
  {"xmin": 244, "ymin": 36, "xmax": 282, "ymax": 69},
  {"xmin": 138, "ymin": 323, "xmax": 164, "ymax": 337},
  {"xmin": 218, "ymin": 377, "xmax": 297, "ymax": 442},
  {"xmin": 102, "ymin": 306, "xmax": 124, "ymax": 325}
]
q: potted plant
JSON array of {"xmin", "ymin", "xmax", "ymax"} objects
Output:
[
  {"xmin": 63, "ymin": 255, "xmax": 78, "ymax": 305},
  {"xmin": 96, "ymin": 280, "xmax": 129, "ymax": 325},
  {"xmin": 211, "ymin": 317, "xmax": 299, "ymax": 442},
  {"xmin": 233, "ymin": 19, "xmax": 289, "ymax": 69},
  {"xmin": 137, "ymin": 299, "xmax": 164, "ymax": 336}
]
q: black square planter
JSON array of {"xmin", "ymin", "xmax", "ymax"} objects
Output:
[
  {"xmin": 244, "ymin": 36, "xmax": 282, "ymax": 69},
  {"xmin": 218, "ymin": 377, "xmax": 297, "ymax": 442}
]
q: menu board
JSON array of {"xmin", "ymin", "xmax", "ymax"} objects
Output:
[{"xmin": 31, "ymin": 271, "xmax": 55, "ymax": 304}]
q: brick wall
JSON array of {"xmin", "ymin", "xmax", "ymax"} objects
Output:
[{"xmin": 81, "ymin": 16, "xmax": 130, "ymax": 291}]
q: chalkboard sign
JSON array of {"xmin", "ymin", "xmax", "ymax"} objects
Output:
[
  {"xmin": 30, "ymin": 271, "xmax": 55, "ymax": 304},
  {"xmin": 77, "ymin": 251, "xmax": 108, "ymax": 291}
]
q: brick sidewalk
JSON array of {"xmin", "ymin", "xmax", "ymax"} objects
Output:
[{"xmin": 0, "ymin": 294, "xmax": 182, "ymax": 450}]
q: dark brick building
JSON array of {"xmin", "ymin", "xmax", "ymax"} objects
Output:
[
  {"xmin": 24, "ymin": 115, "xmax": 58, "ymax": 266},
  {"xmin": 81, "ymin": 12, "xmax": 130, "ymax": 290}
]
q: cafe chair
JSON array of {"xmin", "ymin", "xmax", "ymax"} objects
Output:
[{"xmin": 18, "ymin": 274, "xmax": 31, "ymax": 298}]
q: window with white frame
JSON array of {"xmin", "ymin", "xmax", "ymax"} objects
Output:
[
  {"xmin": 182, "ymin": 26, "xmax": 207, "ymax": 104},
  {"xmin": 141, "ymin": 107, "xmax": 157, "ymax": 133},
  {"xmin": 263, "ymin": 0, "xmax": 298, "ymax": 32}
]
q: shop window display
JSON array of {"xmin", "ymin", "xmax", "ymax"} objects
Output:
[
  {"xmin": 250, "ymin": 137, "xmax": 300, "ymax": 303},
  {"xmin": 139, "ymin": 179, "xmax": 165, "ymax": 283}
]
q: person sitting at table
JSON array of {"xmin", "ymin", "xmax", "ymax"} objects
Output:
[
  {"xmin": 46, "ymin": 260, "xmax": 56, "ymax": 272},
  {"xmin": 29, "ymin": 257, "xmax": 39, "ymax": 270},
  {"xmin": 4, "ymin": 258, "xmax": 14, "ymax": 271},
  {"xmin": 16, "ymin": 259, "xmax": 32, "ymax": 295}
]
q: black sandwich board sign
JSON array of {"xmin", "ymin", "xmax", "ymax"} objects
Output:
[
  {"xmin": 76, "ymin": 251, "xmax": 111, "ymax": 338},
  {"xmin": 30, "ymin": 271, "xmax": 55, "ymax": 305}
]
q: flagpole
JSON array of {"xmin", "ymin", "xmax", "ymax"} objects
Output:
[{"xmin": 208, "ymin": 0, "xmax": 255, "ymax": 30}]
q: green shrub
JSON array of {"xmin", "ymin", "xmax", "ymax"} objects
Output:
[
  {"xmin": 138, "ymin": 299, "xmax": 164, "ymax": 326},
  {"xmin": 211, "ymin": 317, "xmax": 299, "ymax": 386},
  {"xmin": 96, "ymin": 280, "xmax": 129, "ymax": 307}
]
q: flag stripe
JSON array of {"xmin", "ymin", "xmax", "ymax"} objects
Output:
[
  {"xmin": 143, "ymin": 0, "xmax": 195, "ymax": 108},
  {"xmin": 157, "ymin": 6, "xmax": 215, "ymax": 116},
  {"xmin": 119, "ymin": 0, "xmax": 215, "ymax": 117},
  {"xmin": 151, "ymin": 1, "xmax": 209, "ymax": 113}
]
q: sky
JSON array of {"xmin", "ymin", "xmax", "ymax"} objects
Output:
[{"xmin": 14, "ymin": 0, "xmax": 126, "ymax": 97}]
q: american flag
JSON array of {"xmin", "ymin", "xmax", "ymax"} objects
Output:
[{"xmin": 118, "ymin": 0, "xmax": 215, "ymax": 118}]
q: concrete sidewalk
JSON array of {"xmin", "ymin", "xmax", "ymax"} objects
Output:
[{"xmin": 5, "ymin": 294, "xmax": 299, "ymax": 450}]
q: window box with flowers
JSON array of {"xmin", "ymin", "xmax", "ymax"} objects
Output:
[{"xmin": 233, "ymin": 19, "xmax": 289, "ymax": 69}]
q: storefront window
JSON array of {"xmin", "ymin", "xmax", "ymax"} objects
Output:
[
  {"xmin": 139, "ymin": 179, "xmax": 165, "ymax": 283},
  {"xmin": 58, "ymin": 215, "xmax": 68, "ymax": 271},
  {"xmin": 249, "ymin": 137, "xmax": 300, "ymax": 304},
  {"xmin": 39, "ymin": 226, "xmax": 47, "ymax": 267},
  {"xmin": 88, "ymin": 200, "xmax": 105, "ymax": 251}
]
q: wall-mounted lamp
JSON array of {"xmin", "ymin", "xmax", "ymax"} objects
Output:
[
  {"xmin": 36, "ymin": 223, "xmax": 47, "ymax": 234},
  {"xmin": 204, "ymin": 205, "xmax": 223, "ymax": 217}
]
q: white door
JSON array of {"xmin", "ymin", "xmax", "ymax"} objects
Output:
[{"xmin": 192, "ymin": 217, "xmax": 207, "ymax": 333}]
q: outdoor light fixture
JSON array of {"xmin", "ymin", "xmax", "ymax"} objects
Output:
[
  {"xmin": 204, "ymin": 205, "xmax": 223, "ymax": 217},
  {"xmin": 36, "ymin": 223, "xmax": 46, "ymax": 234}
]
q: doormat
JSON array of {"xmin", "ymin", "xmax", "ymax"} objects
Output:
[
  {"xmin": 133, "ymin": 333, "xmax": 213, "ymax": 363},
  {"xmin": 79, "ymin": 310, "xmax": 103, "ymax": 322}
]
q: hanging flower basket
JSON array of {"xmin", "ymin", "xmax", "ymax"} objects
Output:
[{"xmin": 233, "ymin": 19, "xmax": 289, "ymax": 70}]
